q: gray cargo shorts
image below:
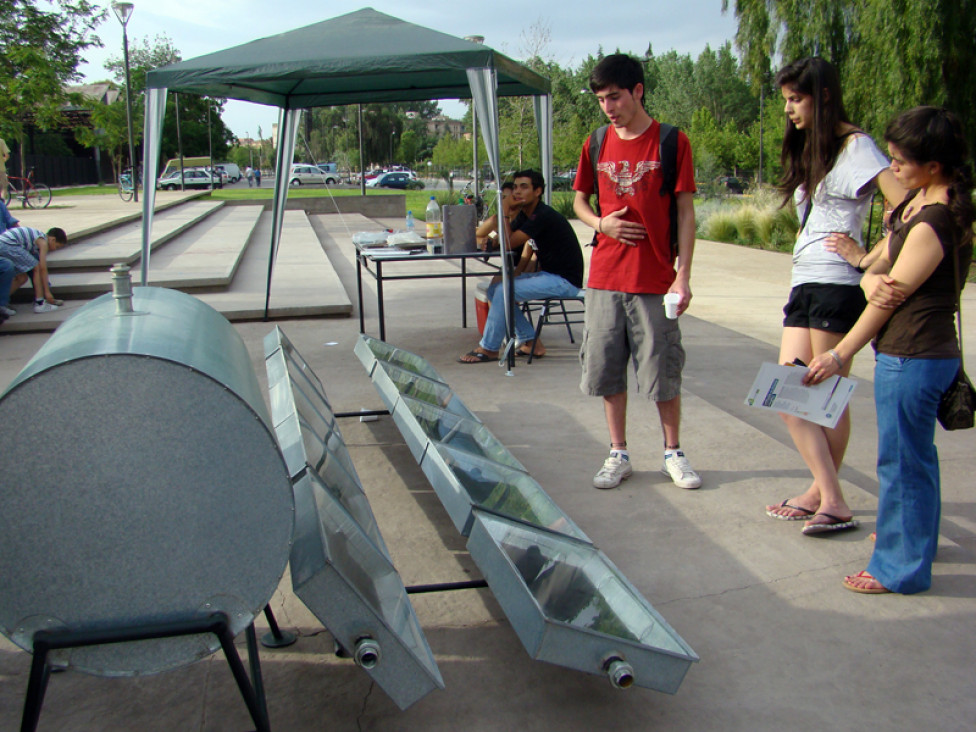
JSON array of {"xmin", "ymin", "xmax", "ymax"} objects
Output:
[{"xmin": 579, "ymin": 289, "xmax": 685, "ymax": 401}]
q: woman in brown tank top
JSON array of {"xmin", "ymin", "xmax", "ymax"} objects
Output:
[{"xmin": 804, "ymin": 107, "xmax": 974, "ymax": 594}]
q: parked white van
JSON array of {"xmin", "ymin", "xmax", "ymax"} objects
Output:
[{"xmin": 215, "ymin": 163, "xmax": 242, "ymax": 182}]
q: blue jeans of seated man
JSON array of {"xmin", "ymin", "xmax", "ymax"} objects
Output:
[
  {"xmin": 0, "ymin": 258, "xmax": 15, "ymax": 309},
  {"xmin": 868, "ymin": 353, "xmax": 959, "ymax": 594},
  {"xmin": 479, "ymin": 271, "xmax": 583, "ymax": 351}
]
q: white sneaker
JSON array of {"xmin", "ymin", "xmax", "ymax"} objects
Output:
[
  {"xmin": 34, "ymin": 301, "xmax": 61, "ymax": 314},
  {"xmin": 661, "ymin": 451, "xmax": 702, "ymax": 490},
  {"xmin": 0, "ymin": 305, "xmax": 15, "ymax": 317},
  {"xmin": 593, "ymin": 453, "xmax": 633, "ymax": 489}
]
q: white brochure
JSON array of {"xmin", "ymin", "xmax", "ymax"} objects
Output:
[{"xmin": 745, "ymin": 362, "xmax": 857, "ymax": 429}]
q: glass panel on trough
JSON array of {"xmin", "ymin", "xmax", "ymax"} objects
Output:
[
  {"xmin": 369, "ymin": 360, "xmax": 476, "ymax": 420},
  {"xmin": 290, "ymin": 470, "xmax": 444, "ymax": 710},
  {"xmin": 354, "ymin": 334, "xmax": 444, "ymax": 382},
  {"xmin": 420, "ymin": 443, "xmax": 589, "ymax": 541},
  {"xmin": 466, "ymin": 510, "xmax": 698, "ymax": 694},
  {"xmin": 397, "ymin": 394, "xmax": 526, "ymax": 471},
  {"xmin": 265, "ymin": 327, "xmax": 389, "ymax": 556}
]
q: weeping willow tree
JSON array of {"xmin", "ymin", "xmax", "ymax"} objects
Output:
[{"xmin": 723, "ymin": 0, "xmax": 976, "ymax": 152}]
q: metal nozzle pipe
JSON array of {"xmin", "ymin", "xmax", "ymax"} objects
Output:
[
  {"xmin": 604, "ymin": 656, "xmax": 635, "ymax": 689},
  {"xmin": 353, "ymin": 637, "xmax": 381, "ymax": 669}
]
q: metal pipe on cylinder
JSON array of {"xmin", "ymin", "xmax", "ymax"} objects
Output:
[{"xmin": 110, "ymin": 263, "xmax": 135, "ymax": 314}]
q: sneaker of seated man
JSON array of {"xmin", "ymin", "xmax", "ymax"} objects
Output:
[{"xmin": 458, "ymin": 169, "xmax": 584, "ymax": 363}]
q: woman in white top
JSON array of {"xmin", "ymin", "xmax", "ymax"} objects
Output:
[{"xmin": 765, "ymin": 58, "xmax": 905, "ymax": 533}]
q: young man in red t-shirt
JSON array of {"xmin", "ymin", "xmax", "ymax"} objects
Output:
[{"xmin": 573, "ymin": 53, "xmax": 701, "ymax": 490}]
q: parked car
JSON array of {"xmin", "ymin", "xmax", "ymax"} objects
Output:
[
  {"xmin": 156, "ymin": 168, "xmax": 222, "ymax": 190},
  {"xmin": 366, "ymin": 171, "xmax": 423, "ymax": 190},
  {"xmin": 289, "ymin": 164, "xmax": 339, "ymax": 185},
  {"xmin": 206, "ymin": 167, "xmax": 229, "ymax": 184}
]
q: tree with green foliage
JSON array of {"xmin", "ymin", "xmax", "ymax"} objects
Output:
[
  {"xmin": 0, "ymin": 0, "xmax": 104, "ymax": 170},
  {"xmin": 723, "ymin": 0, "xmax": 976, "ymax": 153},
  {"xmin": 76, "ymin": 33, "xmax": 233, "ymax": 174}
]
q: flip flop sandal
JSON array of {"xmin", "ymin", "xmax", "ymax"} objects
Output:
[
  {"xmin": 842, "ymin": 570, "xmax": 890, "ymax": 594},
  {"xmin": 765, "ymin": 499, "xmax": 817, "ymax": 521},
  {"xmin": 802, "ymin": 512, "xmax": 859, "ymax": 535},
  {"xmin": 458, "ymin": 350, "xmax": 498, "ymax": 364}
]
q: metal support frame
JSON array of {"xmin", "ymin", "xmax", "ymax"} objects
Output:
[
  {"xmin": 20, "ymin": 613, "xmax": 270, "ymax": 732},
  {"xmin": 260, "ymin": 605, "xmax": 298, "ymax": 649}
]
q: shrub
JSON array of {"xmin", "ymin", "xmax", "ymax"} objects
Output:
[
  {"xmin": 551, "ymin": 192, "xmax": 577, "ymax": 219},
  {"xmin": 703, "ymin": 210, "xmax": 738, "ymax": 243},
  {"xmin": 733, "ymin": 205, "xmax": 759, "ymax": 242}
]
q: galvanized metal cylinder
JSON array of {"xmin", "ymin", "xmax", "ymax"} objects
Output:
[{"xmin": 0, "ymin": 287, "xmax": 294, "ymax": 677}]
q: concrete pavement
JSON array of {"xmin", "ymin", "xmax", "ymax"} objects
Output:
[{"xmin": 0, "ymin": 205, "xmax": 974, "ymax": 731}]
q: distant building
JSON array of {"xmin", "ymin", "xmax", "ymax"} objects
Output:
[{"xmin": 426, "ymin": 115, "xmax": 464, "ymax": 139}]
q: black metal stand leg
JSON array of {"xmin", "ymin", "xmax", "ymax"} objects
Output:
[
  {"xmin": 216, "ymin": 621, "xmax": 271, "ymax": 732},
  {"xmin": 261, "ymin": 606, "xmax": 297, "ymax": 648},
  {"xmin": 246, "ymin": 625, "xmax": 269, "ymax": 729},
  {"xmin": 21, "ymin": 643, "xmax": 52, "ymax": 732},
  {"xmin": 20, "ymin": 613, "xmax": 271, "ymax": 732}
]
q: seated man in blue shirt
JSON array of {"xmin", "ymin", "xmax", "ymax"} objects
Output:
[
  {"xmin": 458, "ymin": 169, "xmax": 584, "ymax": 362},
  {"xmin": 0, "ymin": 199, "xmax": 18, "ymax": 235}
]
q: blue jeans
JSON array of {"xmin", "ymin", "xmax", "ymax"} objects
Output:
[
  {"xmin": 0, "ymin": 257, "xmax": 14, "ymax": 308},
  {"xmin": 480, "ymin": 271, "xmax": 583, "ymax": 351},
  {"xmin": 868, "ymin": 353, "xmax": 959, "ymax": 594}
]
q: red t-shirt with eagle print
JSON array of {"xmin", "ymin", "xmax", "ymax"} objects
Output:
[{"xmin": 574, "ymin": 120, "xmax": 696, "ymax": 294}]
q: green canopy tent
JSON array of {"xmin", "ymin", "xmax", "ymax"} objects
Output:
[{"xmin": 142, "ymin": 7, "xmax": 552, "ymax": 360}]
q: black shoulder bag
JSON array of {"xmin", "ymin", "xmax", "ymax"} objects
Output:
[{"xmin": 937, "ymin": 243, "xmax": 975, "ymax": 430}]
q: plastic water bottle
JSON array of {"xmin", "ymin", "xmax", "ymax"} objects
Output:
[
  {"xmin": 406, "ymin": 210, "xmax": 415, "ymax": 232},
  {"xmin": 425, "ymin": 196, "xmax": 444, "ymax": 254}
]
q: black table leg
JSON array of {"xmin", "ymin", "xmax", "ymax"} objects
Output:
[
  {"xmin": 356, "ymin": 253, "xmax": 365, "ymax": 334},
  {"xmin": 376, "ymin": 260, "xmax": 386, "ymax": 341}
]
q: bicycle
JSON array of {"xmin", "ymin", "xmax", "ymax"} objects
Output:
[
  {"xmin": 3, "ymin": 167, "xmax": 51, "ymax": 209},
  {"xmin": 118, "ymin": 169, "xmax": 136, "ymax": 202}
]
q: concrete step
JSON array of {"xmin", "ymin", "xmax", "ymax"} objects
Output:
[
  {"xmin": 45, "ymin": 201, "xmax": 225, "ymax": 271},
  {"xmin": 50, "ymin": 206, "xmax": 262, "ymax": 297},
  {"xmin": 5, "ymin": 208, "xmax": 352, "ymax": 332}
]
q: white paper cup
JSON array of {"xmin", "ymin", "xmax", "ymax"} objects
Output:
[{"xmin": 664, "ymin": 293, "xmax": 680, "ymax": 319}]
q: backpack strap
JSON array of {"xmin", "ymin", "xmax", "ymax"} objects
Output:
[
  {"xmin": 586, "ymin": 125, "xmax": 609, "ymax": 246},
  {"xmin": 658, "ymin": 122, "xmax": 679, "ymax": 260}
]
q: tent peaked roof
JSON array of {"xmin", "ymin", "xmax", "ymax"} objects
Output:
[{"xmin": 146, "ymin": 7, "xmax": 550, "ymax": 108}]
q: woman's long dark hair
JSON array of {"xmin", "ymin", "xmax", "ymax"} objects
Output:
[
  {"xmin": 775, "ymin": 57, "xmax": 851, "ymax": 206},
  {"xmin": 885, "ymin": 106, "xmax": 975, "ymax": 246}
]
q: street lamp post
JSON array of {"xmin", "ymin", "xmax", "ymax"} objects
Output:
[
  {"xmin": 390, "ymin": 129, "xmax": 396, "ymax": 166},
  {"xmin": 112, "ymin": 1, "xmax": 138, "ymax": 202}
]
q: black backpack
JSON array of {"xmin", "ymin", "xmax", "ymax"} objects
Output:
[{"xmin": 588, "ymin": 122, "xmax": 680, "ymax": 259}]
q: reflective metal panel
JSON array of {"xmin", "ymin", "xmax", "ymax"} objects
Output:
[
  {"xmin": 290, "ymin": 470, "xmax": 444, "ymax": 709},
  {"xmin": 354, "ymin": 334, "xmax": 444, "ymax": 382},
  {"xmin": 264, "ymin": 327, "xmax": 389, "ymax": 557},
  {"xmin": 467, "ymin": 511, "xmax": 698, "ymax": 694},
  {"xmin": 369, "ymin": 358, "xmax": 477, "ymax": 421},
  {"xmin": 397, "ymin": 394, "xmax": 526, "ymax": 471},
  {"xmin": 0, "ymin": 288, "xmax": 293, "ymax": 677},
  {"xmin": 420, "ymin": 444, "xmax": 589, "ymax": 541}
]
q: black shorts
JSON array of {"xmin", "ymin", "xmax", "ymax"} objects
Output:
[{"xmin": 782, "ymin": 283, "xmax": 866, "ymax": 334}]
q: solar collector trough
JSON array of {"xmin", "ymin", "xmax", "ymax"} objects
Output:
[
  {"xmin": 356, "ymin": 334, "xmax": 699, "ymax": 693},
  {"xmin": 263, "ymin": 327, "xmax": 444, "ymax": 710}
]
